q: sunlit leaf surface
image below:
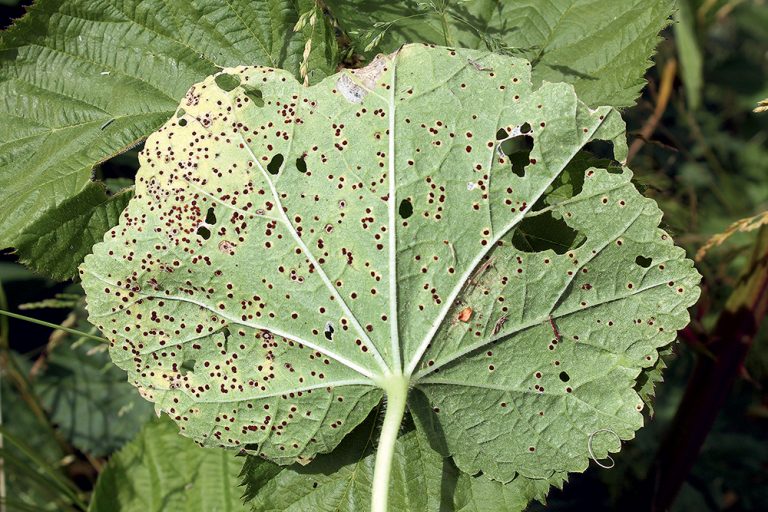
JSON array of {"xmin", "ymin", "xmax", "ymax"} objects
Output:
[{"xmin": 81, "ymin": 44, "xmax": 700, "ymax": 504}]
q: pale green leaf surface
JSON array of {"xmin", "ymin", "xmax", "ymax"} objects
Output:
[
  {"xmin": 326, "ymin": 0, "xmax": 674, "ymax": 108},
  {"xmin": 0, "ymin": 0, "xmax": 336, "ymax": 254},
  {"xmin": 14, "ymin": 183, "xmax": 133, "ymax": 280},
  {"xmin": 88, "ymin": 416, "xmax": 247, "ymax": 512},
  {"xmin": 80, "ymin": 44, "xmax": 699, "ymax": 502},
  {"xmin": 410, "ymin": 162, "xmax": 700, "ymax": 482}
]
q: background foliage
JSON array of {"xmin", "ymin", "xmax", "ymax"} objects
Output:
[{"xmin": 0, "ymin": 0, "xmax": 766, "ymax": 511}]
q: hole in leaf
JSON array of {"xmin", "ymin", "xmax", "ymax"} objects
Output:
[
  {"xmin": 546, "ymin": 154, "xmax": 591, "ymax": 200},
  {"xmin": 324, "ymin": 322, "xmax": 335, "ymax": 341},
  {"xmin": 221, "ymin": 326, "xmax": 230, "ymax": 351},
  {"xmin": 205, "ymin": 206, "xmax": 217, "ymax": 225},
  {"xmin": 511, "ymin": 211, "xmax": 585, "ymax": 255},
  {"xmin": 519, "ymin": 122, "xmax": 532, "ymax": 134},
  {"xmin": 176, "ymin": 108, "xmax": 186, "ymax": 118},
  {"xmin": 296, "ymin": 156, "xmax": 307, "ymax": 173},
  {"xmin": 243, "ymin": 86, "xmax": 264, "ymax": 107},
  {"xmin": 534, "ymin": 151, "xmax": 624, "ymax": 212},
  {"xmin": 496, "ymin": 128, "xmax": 508, "ymax": 140},
  {"xmin": 635, "ymin": 255, "xmax": 652, "ymax": 268},
  {"xmin": 215, "ymin": 73, "xmax": 241, "ymax": 92},
  {"xmin": 500, "ymin": 134, "xmax": 534, "ymax": 178},
  {"xmin": 196, "ymin": 226, "xmax": 211, "ymax": 240},
  {"xmin": 583, "ymin": 140, "xmax": 621, "ymax": 171},
  {"xmin": 178, "ymin": 118, "xmax": 188, "ymax": 127},
  {"xmin": 181, "ymin": 359, "xmax": 196, "ymax": 375},
  {"xmin": 267, "ymin": 154, "xmax": 284, "ymax": 175},
  {"xmin": 559, "ymin": 371, "xmax": 570, "ymax": 382},
  {"xmin": 398, "ymin": 198, "xmax": 413, "ymax": 219}
]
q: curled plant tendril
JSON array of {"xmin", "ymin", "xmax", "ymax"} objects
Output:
[{"xmin": 588, "ymin": 428, "xmax": 621, "ymax": 469}]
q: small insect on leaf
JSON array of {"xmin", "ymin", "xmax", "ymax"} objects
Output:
[{"xmin": 493, "ymin": 315, "xmax": 508, "ymax": 335}]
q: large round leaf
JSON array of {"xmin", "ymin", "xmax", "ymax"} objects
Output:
[{"xmin": 81, "ymin": 44, "xmax": 700, "ymax": 483}]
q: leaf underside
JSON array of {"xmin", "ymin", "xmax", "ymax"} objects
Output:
[
  {"xmin": 0, "ymin": 0, "xmax": 336, "ymax": 260},
  {"xmin": 81, "ymin": 44, "xmax": 700, "ymax": 505}
]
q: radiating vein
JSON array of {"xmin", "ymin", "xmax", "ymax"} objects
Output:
[
  {"xmin": 233, "ymin": 124, "xmax": 391, "ymax": 376},
  {"xmin": 404, "ymin": 107, "xmax": 615, "ymax": 376},
  {"xmin": 87, "ymin": 271, "xmax": 379, "ymax": 380}
]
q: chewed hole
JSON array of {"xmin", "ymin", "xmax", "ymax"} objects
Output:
[
  {"xmin": 520, "ymin": 122, "xmax": 532, "ymax": 134},
  {"xmin": 559, "ymin": 371, "xmax": 570, "ymax": 382},
  {"xmin": 180, "ymin": 359, "xmax": 196, "ymax": 375},
  {"xmin": 496, "ymin": 128, "xmax": 508, "ymax": 140},
  {"xmin": 267, "ymin": 154, "xmax": 284, "ymax": 175},
  {"xmin": 635, "ymin": 255, "xmax": 652, "ymax": 268},
  {"xmin": 196, "ymin": 225, "xmax": 211, "ymax": 240},
  {"xmin": 215, "ymin": 73, "xmax": 241, "ymax": 92},
  {"xmin": 205, "ymin": 206, "xmax": 217, "ymax": 225},
  {"xmin": 536, "ymin": 152, "xmax": 599, "ymax": 202},
  {"xmin": 178, "ymin": 118, "xmax": 188, "ymax": 127},
  {"xmin": 500, "ymin": 134, "xmax": 534, "ymax": 178},
  {"xmin": 324, "ymin": 322, "xmax": 335, "ymax": 341},
  {"xmin": 512, "ymin": 211, "xmax": 585, "ymax": 255},
  {"xmin": 584, "ymin": 140, "xmax": 622, "ymax": 171},
  {"xmin": 176, "ymin": 108, "xmax": 186, "ymax": 118},
  {"xmin": 296, "ymin": 156, "xmax": 307, "ymax": 173},
  {"xmin": 398, "ymin": 198, "xmax": 413, "ymax": 219},
  {"xmin": 243, "ymin": 87, "xmax": 264, "ymax": 107}
]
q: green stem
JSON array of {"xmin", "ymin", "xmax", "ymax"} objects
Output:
[
  {"xmin": 371, "ymin": 375, "xmax": 409, "ymax": 512},
  {"xmin": 440, "ymin": 12, "xmax": 453, "ymax": 46},
  {"xmin": 0, "ymin": 427, "xmax": 86, "ymax": 510},
  {"xmin": 0, "ymin": 293, "xmax": 86, "ymax": 468},
  {"xmin": 0, "ymin": 310, "xmax": 107, "ymax": 344},
  {"xmin": 0, "ymin": 291, "xmax": 70, "ymax": 454}
]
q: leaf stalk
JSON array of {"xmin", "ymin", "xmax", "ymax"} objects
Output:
[{"xmin": 371, "ymin": 374, "xmax": 409, "ymax": 512}]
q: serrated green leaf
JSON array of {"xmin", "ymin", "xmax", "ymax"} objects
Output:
[
  {"xmin": 0, "ymin": 0, "xmax": 337, "ymax": 260},
  {"xmin": 14, "ymin": 183, "xmax": 133, "ymax": 280},
  {"xmin": 452, "ymin": 470, "xmax": 560, "ymax": 512},
  {"xmin": 80, "ymin": 44, "xmax": 700, "ymax": 506},
  {"xmin": 326, "ymin": 0, "xmax": 674, "ymax": 108},
  {"xmin": 35, "ymin": 303, "xmax": 154, "ymax": 456},
  {"xmin": 88, "ymin": 416, "xmax": 247, "ymax": 512},
  {"xmin": 241, "ymin": 414, "xmax": 559, "ymax": 512},
  {"xmin": 241, "ymin": 414, "xmax": 448, "ymax": 511}
]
